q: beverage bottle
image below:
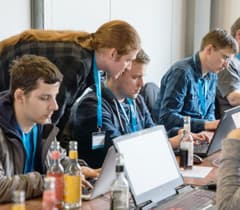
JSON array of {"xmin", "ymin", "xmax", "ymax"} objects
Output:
[
  {"xmin": 46, "ymin": 141, "xmax": 64, "ymax": 209},
  {"xmin": 11, "ymin": 190, "xmax": 26, "ymax": 210},
  {"xmin": 110, "ymin": 153, "xmax": 129, "ymax": 210},
  {"xmin": 64, "ymin": 141, "xmax": 82, "ymax": 209},
  {"xmin": 180, "ymin": 116, "xmax": 194, "ymax": 169},
  {"xmin": 42, "ymin": 177, "xmax": 57, "ymax": 210}
]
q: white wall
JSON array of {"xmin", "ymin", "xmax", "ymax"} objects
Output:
[
  {"xmin": 211, "ymin": 0, "xmax": 240, "ymax": 32},
  {"xmin": 0, "ymin": 0, "xmax": 31, "ymax": 40}
]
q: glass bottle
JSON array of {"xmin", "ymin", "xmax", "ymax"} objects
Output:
[
  {"xmin": 11, "ymin": 190, "xmax": 26, "ymax": 210},
  {"xmin": 46, "ymin": 141, "xmax": 64, "ymax": 209},
  {"xmin": 64, "ymin": 141, "xmax": 82, "ymax": 209},
  {"xmin": 180, "ymin": 116, "xmax": 193, "ymax": 169},
  {"xmin": 110, "ymin": 153, "xmax": 129, "ymax": 210},
  {"xmin": 42, "ymin": 177, "xmax": 57, "ymax": 210}
]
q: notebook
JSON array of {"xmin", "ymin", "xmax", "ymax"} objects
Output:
[
  {"xmin": 194, "ymin": 105, "xmax": 240, "ymax": 157},
  {"xmin": 113, "ymin": 125, "xmax": 216, "ymax": 210},
  {"xmin": 82, "ymin": 146, "xmax": 116, "ymax": 200}
]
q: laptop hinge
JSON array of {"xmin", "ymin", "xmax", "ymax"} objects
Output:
[
  {"xmin": 176, "ymin": 184, "xmax": 193, "ymax": 194},
  {"xmin": 136, "ymin": 200, "xmax": 157, "ymax": 210}
]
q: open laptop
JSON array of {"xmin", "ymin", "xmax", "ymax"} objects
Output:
[
  {"xmin": 194, "ymin": 105, "xmax": 240, "ymax": 157},
  {"xmin": 113, "ymin": 125, "xmax": 216, "ymax": 210},
  {"xmin": 82, "ymin": 146, "xmax": 116, "ymax": 200}
]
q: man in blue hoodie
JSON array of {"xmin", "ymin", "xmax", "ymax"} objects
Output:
[
  {"xmin": 0, "ymin": 54, "xmax": 98, "ymax": 203},
  {"xmin": 63, "ymin": 49, "xmax": 207, "ymax": 168}
]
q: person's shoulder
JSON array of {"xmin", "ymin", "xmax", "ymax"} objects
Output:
[{"xmin": 168, "ymin": 56, "xmax": 194, "ymax": 74}]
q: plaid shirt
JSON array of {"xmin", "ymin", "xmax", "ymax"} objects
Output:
[
  {"xmin": 153, "ymin": 53, "xmax": 217, "ymax": 137},
  {"xmin": 0, "ymin": 41, "xmax": 94, "ymax": 130}
]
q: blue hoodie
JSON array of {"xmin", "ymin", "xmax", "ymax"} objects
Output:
[{"xmin": 61, "ymin": 84, "xmax": 155, "ymax": 168}]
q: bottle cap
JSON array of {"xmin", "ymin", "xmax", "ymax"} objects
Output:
[
  {"xmin": 116, "ymin": 165, "xmax": 124, "ymax": 172},
  {"xmin": 12, "ymin": 190, "xmax": 25, "ymax": 203}
]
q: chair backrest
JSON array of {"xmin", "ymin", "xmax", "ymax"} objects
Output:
[{"xmin": 140, "ymin": 82, "xmax": 160, "ymax": 122}]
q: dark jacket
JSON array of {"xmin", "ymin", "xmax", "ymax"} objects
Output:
[
  {"xmin": 0, "ymin": 91, "xmax": 59, "ymax": 202},
  {"xmin": 0, "ymin": 41, "xmax": 94, "ymax": 133},
  {"xmin": 62, "ymin": 85, "xmax": 155, "ymax": 168}
]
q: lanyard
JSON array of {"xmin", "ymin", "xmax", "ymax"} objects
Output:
[
  {"xmin": 198, "ymin": 78, "xmax": 208, "ymax": 116},
  {"xmin": 93, "ymin": 52, "xmax": 102, "ymax": 129},
  {"xmin": 236, "ymin": 53, "xmax": 240, "ymax": 60},
  {"xmin": 119, "ymin": 98, "xmax": 138, "ymax": 132}
]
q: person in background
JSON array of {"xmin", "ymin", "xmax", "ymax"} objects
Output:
[
  {"xmin": 217, "ymin": 17, "xmax": 240, "ymax": 117},
  {"xmin": 217, "ymin": 128, "xmax": 240, "ymax": 210},
  {"xmin": 153, "ymin": 28, "xmax": 238, "ymax": 137},
  {"xmin": 0, "ymin": 55, "xmax": 99, "ymax": 203},
  {"xmin": 0, "ymin": 20, "xmax": 141, "ymax": 136},
  {"xmin": 62, "ymin": 49, "xmax": 208, "ymax": 168}
]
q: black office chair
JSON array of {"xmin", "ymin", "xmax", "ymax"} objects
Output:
[{"xmin": 140, "ymin": 82, "xmax": 160, "ymax": 123}]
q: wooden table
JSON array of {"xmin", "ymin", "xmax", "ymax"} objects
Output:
[{"xmin": 0, "ymin": 151, "xmax": 220, "ymax": 210}]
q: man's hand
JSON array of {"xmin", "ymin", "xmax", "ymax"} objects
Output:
[{"xmin": 82, "ymin": 166, "xmax": 101, "ymax": 178}]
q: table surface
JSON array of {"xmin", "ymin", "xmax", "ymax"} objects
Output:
[{"xmin": 0, "ymin": 151, "xmax": 220, "ymax": 210}]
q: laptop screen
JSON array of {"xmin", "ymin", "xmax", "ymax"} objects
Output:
[
  {"xmin": 113, "ymin": 125, "xmax": 183, "ymax": 207},
  {"xmin": 207, "ymin": 105, "xmax": 240, "ymax": 155}
]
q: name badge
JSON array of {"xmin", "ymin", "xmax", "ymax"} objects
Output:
[{"xmin": 92, "ymin": 131, "xmax": 105, "ymax": 150}]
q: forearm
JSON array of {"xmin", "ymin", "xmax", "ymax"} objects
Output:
[
  {"xmin": 0, "ymin": 172, "xmax": 43, "ymax": 203},
  {"xmin": 227, "ymin": 91, "xmax": 240, "ymax": 106}
]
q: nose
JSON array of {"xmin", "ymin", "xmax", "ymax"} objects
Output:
[
  {"xmin": 126, "ymin": 62, "xmax": 132, "ymax": 71},
  {"xmin": 49, "ymin": 98, "xmax": 59, "ymax": 111},
  {"xmin": 139, "ymin": 77, "xmax": 144, "ymax": 88},
  {"xmin": 222, "ymin": 60, "xmax": 230, "ymax": 69}
]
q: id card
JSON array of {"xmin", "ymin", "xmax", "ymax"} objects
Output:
[{"xmin": 92, "ymin": 131, "xmax": 105, "ymax": 150}]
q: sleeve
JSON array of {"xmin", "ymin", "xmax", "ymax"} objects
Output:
[
  {"xmin": 101, "ymin": 101, "xmax": 123, "ymax": 148},
  {"xmin": 217, "ymin": 139, "xmax": 240, "ymax": 210},
  {"xmin": 217, "ymin": 64, "xmax": 240, "ymax": 98},
  {"xmin": 156, "ymin": 68, "xmax": 190, "ymax": 137},
  {"xmin": 0, "ymin": 171, "xmax": 43, "ymax": 203}
]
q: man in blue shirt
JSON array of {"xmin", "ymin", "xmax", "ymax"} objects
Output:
[
  {"xmin": 154, "ymin": 28, "xmax": 238, "ymax": 137},
  {"xmin": 217, "ymin": 17, "xmax": 240, "ymax": 116}
]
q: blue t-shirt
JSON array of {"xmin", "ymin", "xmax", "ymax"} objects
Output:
[{"xmin": 18, "ymin": 124, "xmax": 38, "ymax": 173}]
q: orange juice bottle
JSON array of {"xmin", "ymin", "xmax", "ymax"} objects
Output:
[
  {"xmin": 11, "ymin": 191, "xmax": 25, "ymax": 210},
  {"xmin": 64, "ymin": 141, "xmax": 82, "ymax": 209}
]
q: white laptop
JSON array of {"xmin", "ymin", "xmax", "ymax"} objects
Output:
[
  {"xmin": 113, "ymin": 125, "xmax": 216, "ymax": 210},
  {"xmin": 82, "ymin": 146, "xmax": 116, "ymax": 200}
]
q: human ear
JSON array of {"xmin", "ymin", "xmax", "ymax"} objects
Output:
[
  {"xmin": 236, "ymin": 30, "xmax": 240, "ymax": 43},
  {"xmin": 14, "ymin": 88, "xmax": 25, "ymax": 103},
  {"xmin": 109, "ymin": 48, "xmax": 118, "ymax": 59}
]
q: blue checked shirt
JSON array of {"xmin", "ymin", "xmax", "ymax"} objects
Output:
[{"xmin": 153, "ymin": 53, "xmax": 217, "ymax": 137}]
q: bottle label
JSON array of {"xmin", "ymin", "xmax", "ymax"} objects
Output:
[
  {"xmin": 64, "ymin": 175, "xmax": 81, "ymax": 203},
  {"xmin": 47, "ymin": 172, "xmax": 64, "ymax": 205},
  {"xmin": 11, "ymin": 204, "xmax": 26, "ymax": 210},
  {"xmin": 111, "ymin": 190, "xmax": 129, "ymax": 210},
  {"xmin": 69, "ymin": 151, "xmax": 78, "ymax": 159},
  {"xmin": 42, "ymin": 190, "xmax": 56, "ymax": 210}
]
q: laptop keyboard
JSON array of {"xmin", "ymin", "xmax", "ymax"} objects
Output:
[
  {"xmin": 82, "ymin": 178, "xmax": 98, "ymax": 196},
  {"xmin": 154, "ymin": 189, "xmax": 216, "ymax": 210},
  {"xmin": 194, "ymin": 143, "xmax": 209, "ymax": 154}
]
